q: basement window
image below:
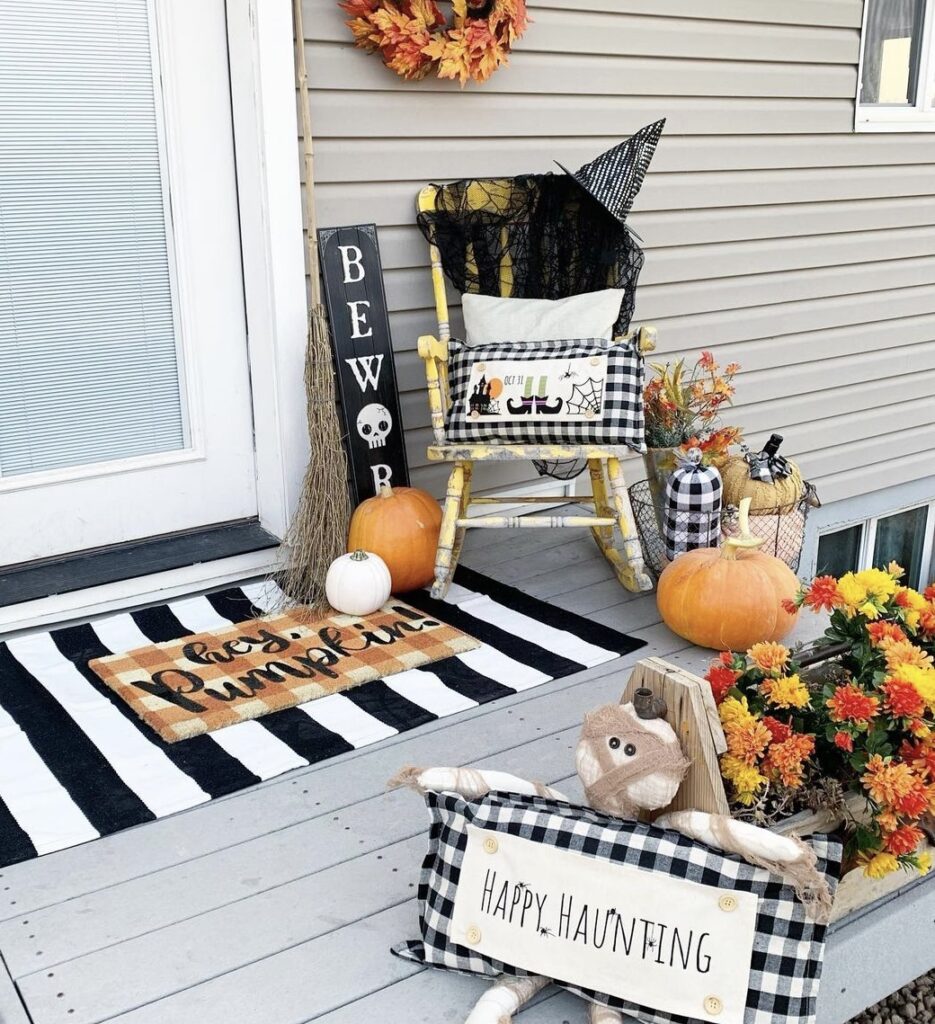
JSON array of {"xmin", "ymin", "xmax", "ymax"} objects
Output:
[
  {"xmin": 815, "ymin": 503, "xmax": 935, "ymax": 588},
  {"xmin": 855, "ymin": 0, "xmax": 935, "ymax": 131}
]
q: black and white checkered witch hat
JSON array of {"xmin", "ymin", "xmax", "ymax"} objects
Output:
[{"xmin": 556, "ymin": 118, "xmax": 665, "ymax": 225}]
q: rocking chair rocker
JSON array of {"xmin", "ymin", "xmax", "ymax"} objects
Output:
[{"xmin": 416, "ymin": 184, "xmax": 655, "ymax": 600}]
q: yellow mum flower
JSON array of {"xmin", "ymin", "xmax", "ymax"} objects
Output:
[
  {"xmin": 720, "ymin": 755, "xmax": 767, "ymax": 805},
  {"xmin": 896, "ymin": 587, "xmax": 929, "ymax": 630},
  {"xmin": 836, "ymin": 573, "xmax": 869, "ymax": 615},
  {"xmin": 747, "ymin": 641, "xmax": 790, "ymax": 676},
  {"xmin": 917, "ymin": 851, "xmax": 932, "ymax": 876},
  {"xmin": 719, "ymin": 695, "xmax": 755, "ymax": 730},
  {"xmin": 892, "ymin": 663, "xmax": 935, "ymax": 712},
  {"xmin": 761, "ymin": 673, "xmax": 810, "ymax": 710},
  {"xmin": 887, "ymin": 561, "xmax": 905, "ymax": 580},
  {"xmin": 899, "ymin": 587, "xmax": 928, "ymax": 610},
  {"xmin": 859, "ymin": 601, "xmax": 881, "ymax": 620},
  {"xmin": 862, "ymin": 851, "xmax": 900, "ymax": 879},
  {"xmin": 854, "ymin": 568, "xmax": 899, "ymax": 601}
]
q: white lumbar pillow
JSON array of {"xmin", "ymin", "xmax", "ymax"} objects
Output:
[{"xmin": 461, "ymin": 289, "xmax": 624, "ymax": 346}]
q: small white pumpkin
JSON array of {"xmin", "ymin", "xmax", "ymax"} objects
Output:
[{"xmin": 325, "ymin": 550, "xmax": 392, "ymax": 616}]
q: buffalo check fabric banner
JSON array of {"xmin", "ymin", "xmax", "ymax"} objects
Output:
[
  {"xmin": 0, "ymin": 567, "xmax": 644, "ymax": 867},
  {"xmin": 88, "ymin": 603, "xmax": 480, "ymax": 743},
  {"xmin": 394, "ymin": 791, "xmax": 842, "ymax": 1024}
]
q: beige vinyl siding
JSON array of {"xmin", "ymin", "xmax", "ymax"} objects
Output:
[{"xmin": 302, "ymin": 0, "xmax": 935, "ymax": 505}]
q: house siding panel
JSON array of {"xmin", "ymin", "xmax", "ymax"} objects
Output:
[{"xmin": 302, "ymin": 0, "xmax": 935, "ymax": 505}]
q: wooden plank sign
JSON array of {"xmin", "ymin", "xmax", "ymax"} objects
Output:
[
  {"xmin": 621, "ymin": 657, "xmax": 731, "ymax": 818},
  {"xmin": 318, "ymin": 224, "xmax": 409, "ymax": 505}
]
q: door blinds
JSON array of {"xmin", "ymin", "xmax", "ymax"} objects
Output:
[{"xmin": 0, "ymin": 0, "xmax": 187, "ymax": 479}]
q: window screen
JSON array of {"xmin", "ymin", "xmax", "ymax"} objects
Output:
[
  {"xmin": 816, "ymin": 525, "xmax": 863, "ymax": 579},
  {"xmin": 860, "ymin": 0, "xmax": 927, "ymax": 105},
  {"xmin": 0, "ymin": 0, "xmax": 187, "ymax": 479},
  {"xmin": 873, "ymin": 506, "xmax": 928, "ymax": 588}
]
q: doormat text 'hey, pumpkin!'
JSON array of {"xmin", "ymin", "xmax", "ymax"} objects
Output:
[{"xmin": 89, "ymin": 603, "xmax": 479, "ymax": 742}]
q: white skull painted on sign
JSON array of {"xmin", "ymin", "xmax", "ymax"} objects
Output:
[{"xmin": 356, "ymin": 403, "xmax": 392, "ymax": 450}]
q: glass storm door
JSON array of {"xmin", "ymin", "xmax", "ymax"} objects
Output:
[{"xmin": 0, "ymin": 0, "xmax": 258, "ymax": 571}]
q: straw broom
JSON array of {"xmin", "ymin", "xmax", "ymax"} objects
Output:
[{"xmin": 279, "ymin": 0, "xmax": 352, "ymax": 608}]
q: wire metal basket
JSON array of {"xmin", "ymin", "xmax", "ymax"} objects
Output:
[{"xmin": 628, "ymin": 480, "xmax": 817, "ymax": 582}]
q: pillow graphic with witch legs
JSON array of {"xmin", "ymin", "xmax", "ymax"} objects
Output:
[{"xmin": 444, "ymin": 337, "xmax": 645, "ymax": 449}]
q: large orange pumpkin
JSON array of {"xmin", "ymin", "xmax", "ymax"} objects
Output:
[
  {"xmin": 347, "ymin": 485, "xmax": 442, "ymax": 592},
  {"xmin": 657, "ymin": 498, "xmax": 799, "ymax": 651}
]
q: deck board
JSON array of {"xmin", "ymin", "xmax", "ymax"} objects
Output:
[{"xmin": 0, "ymin": 526, "xmax": 870, "ymax": 1024}]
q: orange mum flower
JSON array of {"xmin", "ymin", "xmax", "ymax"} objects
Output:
[
  {"xmin": 867, "ymin": 621, "xmax": 908, "ymax": 648},
  {"xmin": 862, "ymin": 755, "xmax": 928, "ymax": 818},
  {"xmin": 803, "ymin": 575, "xmax": 841, "ymax": 612},
  {"xmin": 896, "ymin": 783, "xmax": 930, "ymax": 818},
  {"xmin": 705, "ymin": 664, "xmax": 739, "ymax": 705},
  {"xmin": 782, "ymin": 597, "xmax": 799, "ymax": 615},
  {"xmin": 884, "ymin": 640, "xmax": 934, "ymax": 673},
  {"xmin": 833, "ymin": 731, "xmax": 854, "ymax": 752},
  {"xmin": 726, "ymin": 717, "xmax": 772, "ymax": 766},
  {"xmin": 924, "ymin": 584, "xmax": 935, "ymax": 601},
  {"xmin": 763, "ymin": 733, "xmax": 815, "ymax": 788},
  {"xmin": 920, "ymin": 609, "xmax": 935, "ymax": 636},
  {"xmin": 827, "ymin": 683, "xmax": 879, "ymax": 724},
  {"xmin": 900, "ymin": 739, "xmax": 935, "ymax": 778},
  {"xmin": 884, "ymin": 677, "xmax": 927, "ymax": 719},
  {"xmin": 884, "ymin": 824, "xmax": 925, "ymax": 856},
  {"xmin": 747, "ymin": 641, "xmax": 790, "ymax": 676}
]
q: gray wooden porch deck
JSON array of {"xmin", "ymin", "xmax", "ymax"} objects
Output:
[{"xmin": 0, "ymin": 522, "xmax": 932, "ymax": 1024}]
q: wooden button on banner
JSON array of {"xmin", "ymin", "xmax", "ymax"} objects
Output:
[{"xmin": 704, "ymin": 995, "xmax": 724, "ymax": 1015}]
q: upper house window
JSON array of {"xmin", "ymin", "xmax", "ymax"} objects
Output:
[{"xmin": 856, "ymin": 0, "xmax": 935, "ymax": 130}]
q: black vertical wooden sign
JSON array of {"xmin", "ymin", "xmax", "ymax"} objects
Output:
[{"xmin": 318, "ymin": 224, "xmax": 410, "ymax": 506}]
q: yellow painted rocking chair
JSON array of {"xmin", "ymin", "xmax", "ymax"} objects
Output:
[{"xmin": 416, "ymin": 184, "xmax": 656, "ymax": 601}]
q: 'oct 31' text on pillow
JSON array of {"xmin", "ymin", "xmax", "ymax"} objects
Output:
[{"xmin": 462, "ymin": 290, "xmax": 624, "ymax": 346}]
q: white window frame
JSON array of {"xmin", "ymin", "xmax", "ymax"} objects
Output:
[
  {"xmin": 813, "ymin": 500, "xmax": 935, "ymax": 585},
  {"xmin": 855, "ymin": 0, "xmax": 935, "ymax": 132}
]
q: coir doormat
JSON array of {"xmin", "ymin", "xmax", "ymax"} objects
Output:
[
  {"xmin": 89, "ymin": 602, "xmax": 480, "ymax": 743},
  {"xmin": 0, "ymin": 567, "xmax": 644, "ymax": 867}
]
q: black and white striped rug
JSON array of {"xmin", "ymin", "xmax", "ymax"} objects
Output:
[{"xmin": 0, "ymin": 566, "xmax": 644, "ymax": 868}]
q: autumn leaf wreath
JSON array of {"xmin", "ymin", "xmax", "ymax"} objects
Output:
[{"xmin": 340, "ymin": 0, "xmax": 529, "ymax": 85}]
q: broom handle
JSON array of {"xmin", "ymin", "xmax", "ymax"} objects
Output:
[{"xmin": 293, "ymin": 0, "xmax": 322, "ymax": 308}]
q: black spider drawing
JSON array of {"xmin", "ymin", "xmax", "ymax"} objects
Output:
[
  {"xmin": 560, "ymin": 362, "xmax": 579, "ymax": 380},
  {"xmin": 539, "ymin": 927, "xmax": 554, "ymax": 937},
  {"xmin": 608, "ymin": 907, "xmax": 617, "ymax": 916},
  {"xmin": 516, "ymin": 882, "xmax": 529, "ymax": 892},
  {"xmin": 647, "ymin": 939, "xmax": 657, "ymax": 950}
]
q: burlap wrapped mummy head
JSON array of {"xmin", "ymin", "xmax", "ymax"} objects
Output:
[{"xmin": 576, "ymin": 692, "xmax": 690, "ymax": 818}]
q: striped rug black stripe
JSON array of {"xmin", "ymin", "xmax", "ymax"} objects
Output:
[
  {"xmin": 401, "ymin": 587, "xmax": 585, "ymax": 679},
  {"xmin": 0, "ymin": 644, "xmax": 154, "ymax": 835},
  {"xmin": 52, "ymin": 625, "xmax": 261, "ymax": 799},
  {"xmin": 0, "ymin": 567, "xmax": 644, "ymax": 868}
]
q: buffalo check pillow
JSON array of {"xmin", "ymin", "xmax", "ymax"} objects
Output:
[
  {"xmin": 445, "ymin": 337, "xmax": 645, "ymax": 450},
  {"xmin": 393, "ymin": 791, "xmax": 842, "ymax": 1024}
]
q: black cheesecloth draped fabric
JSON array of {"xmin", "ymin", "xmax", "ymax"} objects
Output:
[{"xmin": 416, "ymin": 174, "xmax": 644, "ymax": 337}]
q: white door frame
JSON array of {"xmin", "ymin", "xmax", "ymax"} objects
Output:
[{"xmin": 0, "ymin": 0, "xmax": 308, "ymax": 635}]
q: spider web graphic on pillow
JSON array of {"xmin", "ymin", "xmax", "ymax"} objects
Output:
[{"xmin": 566, "ymin": 377, "xmax": 605, "ymax": 417}]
